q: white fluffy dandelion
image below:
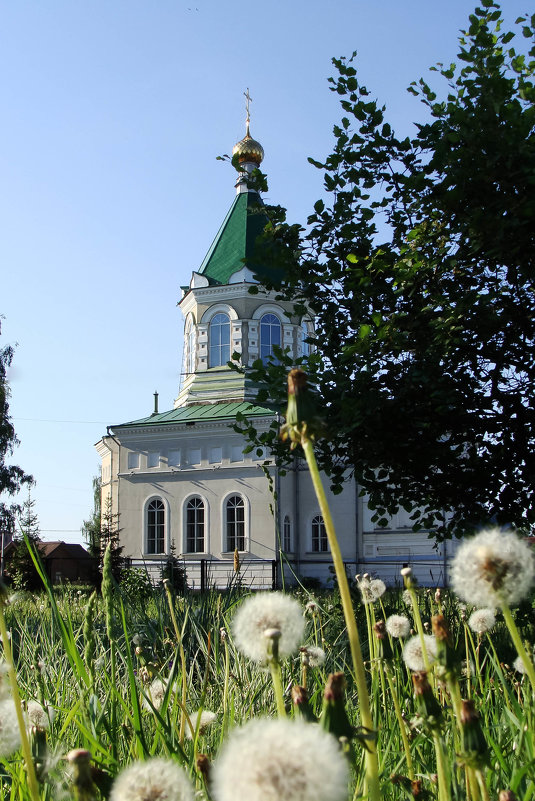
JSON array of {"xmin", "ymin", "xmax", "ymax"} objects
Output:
[
  {"xmin": 468, "ymin": 608, "xmax": 496, "ymax": 634},
  {"xmin": 450, "ymin": 527, "xmax": 535, "ymax": 608},
  {"xmin": 26, "ymin": 701, "xmax": 54, "ymax": 730},
  {"xmin": 143, "ymin": 679, "xmax": 168, "ymax": 711},
  {"xmin": 402, "ymin": 635, "xmax": 438, "ymax": 672},
  {"xmin": 0, "ymin": 699, "xmax": 21, "ymax": 757},
  {"xmin": 110, "ymin": 757, "xmax": 194, "ymax": 801},
  {"xmin": 212, "ymin": 717, "xmax": 348, "ymax": 801},
  {"xmin": 386, "ymin": 615, "xmax": 411, "ymax": 639},
  {"xmin": 232, "ymin": 593, "xmax": 305, "ymax": 663},
  {"xmin": 300, "ymin": 645, "xmax": 326, "ymax": 667},
  {"xmin": 513, "ymin": 656, "xmax": 528, "ymax": 675},
  {"xmin": 186, "ymin": 709, "xmax": 217, "ymax": 739},
  {"xmin": 0, "ymin": 661, "xmax": 10, "ymax": 701}
]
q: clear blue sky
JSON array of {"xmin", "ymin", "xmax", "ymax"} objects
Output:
[{"xmin": 1, "ymin": 1, "xmax": 528, "ymax": 544}]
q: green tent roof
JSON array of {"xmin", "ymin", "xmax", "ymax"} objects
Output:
[
  {"xmin": 198, "ymin": 190, "xmax": 274, "ymax": 285},
  {"xmin": 111, "ymin": 401, "xmax": 275, "ymax": 430}
]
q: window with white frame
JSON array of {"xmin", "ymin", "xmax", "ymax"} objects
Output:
[
  {"xmin": 148, "ymin": 452, "xmax": 160, "ymax": 468},
  {"xmin": 185, "ymin": 497, "xmax": 205, "ymax": 553},
  {"xmin": 128, "ymin": 452, "xmax": 139, "ymax": 469},
  {"xmin": 226, "ymin": 495, "xmax": 245, "ymax": 551},
  {"xmin": 283, "ymin": 515, "xmax": 292, "ymax": 552},
  {"xmin": 301, "ymin": 319, "xmax": 311, "ymax": 356},
  {"xmin": 260, "ymin": 313, "xmax": 281, "ymax": 364},
  {"xmin": 147, "ymin": 498, "xmax": 165, "ymax": 554},
  {"xmin": 311, "ymin": 515, "xmax": 328, "ymax": 552},
  {"xmin": 209, "ymin": 313, "xmax": 231, "ymax": 367}
]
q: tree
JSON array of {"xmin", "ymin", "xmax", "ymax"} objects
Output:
[
  {"xmin": 82, "ymin": 475, "xmax": 102, "ymax": 559},
  {"xmin": 9, "ymin": 486, "xmax": 42, "ymax": 591},
  {"xmin": 99, "ymin": 496, "xmax": 125, "ymax": 583},
  {"xmin": 0, "ymin": 318, "xmax": 32, "ymax": 548},
  {"xmin": 238, "ymin": 2, "xmax": 535, "ymax": 539}
]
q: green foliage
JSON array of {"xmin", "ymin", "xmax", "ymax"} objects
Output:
[
  {"xmin": 81, "ymin": 475, "xmax": 101, "ymax": 559},
  {"xmin": 98, "ymin": 496, "xmax": 125, "ymax": 584},
  {"xmin": 238, "ymin": 3, "xmax": 535, "ymax": 539},
  {"xmin": 120, "ymin": 567, "xmax": 154, "ymax": 603},
  {"xmin": 161, "ymin": 543, "xmax": 188, "ymax": 594},
  {"xmin": 0, "ymin": 318, "xmax": 32, "ymax": 540},
  {"xmin": 8, "ymin": 489, "xmax": 42, "ymax": 592}
]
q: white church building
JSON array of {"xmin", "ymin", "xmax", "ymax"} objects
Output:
[{"xmin": 96, "ymin": 120, "xmax": 455, "ymax": 589}]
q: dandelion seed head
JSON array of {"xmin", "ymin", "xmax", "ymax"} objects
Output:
[
  {"xmin": 110, "ymin": 757, "xmax": 194, "ymax": 801},
  {"xmin": 26, "ymin": 701, "xmax": 54, "ymax": 730},
  {"xmin": 450, "ymin": 527, "xmax": 535, "ymax": 608},
  {"xmin": 232, "ymin": 593, "xmax": 305, "ymax": 663},
  {"xmin": 370, "ymin": 579, "xmax": 386, "ymax": 600},
  {"xmin": 300, "ymin": 645, "xmax": 326, "ymax": 667},
  {"xmin": 513, "ymin": 656, "xmax": 527, "ymax": 675},
  {"xmin": 212, "ymin": 717, "xmax": 348, "ymax": 801},
  {"xmin": 0, "ymin": 662, "xmax": 10, "ymax": 701},
  {"xmin": 402, "ymin": 589, "xmax": 412, "ymax": 606},
  {"xmin": 0, "ymin": 699, "xmax": 21, "ymax": 757},
  {"xmin": 468, "ymin": 608, "xmax": 496, "ymax": 634},
  {"xmin": 403, "ymin": 635, "xmax": 438, "ymax": 672},
  {"xmin": 386, "ymin": 615, "xmax": 411, "ymax": 639},
  {"xmin": 186, "ymin": 710, "xmax": 217, "ymax": 739},
  {"xmin": 144, "ymin": 679, "xmax": 172, "ymax": 711}
]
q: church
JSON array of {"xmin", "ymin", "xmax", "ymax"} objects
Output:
[{"xmin": 96, "ymin": 113, "xmax": 456, "ymax": 589}]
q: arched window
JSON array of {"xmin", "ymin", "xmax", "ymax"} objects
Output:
[
  {"xmin": 209, "ymin": 313, "xmax": 231, "ymax": 367},
  {"xmin": 283, "ymin": 515, "xmax": 292, "ymax": 552},
  {"xmin": 260, "ymin": 313, "xmax": 281, "ymax": 364},
  {"xmin": 186, "ymin": 497, "xmax": 205, "ymax": 553},
  {"xmin": 226, "ymin": 495, "xmax": 245, "ymax": 551},
  {"xmin": 301, "ymin": 319, "xmax": 311, "ymax": 357},
  {"xmin": 311, "ymin": 515, "xmax": 328, "ymax": 553},
  {"xmin": 147, "ymin": 499, "xmax": 165, "ymax": 554},
  {"xmin": 187, "ymin": 324, "xmax": 196, "ymax": 374}
]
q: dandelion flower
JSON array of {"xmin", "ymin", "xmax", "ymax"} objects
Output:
[
  {"xmin": 110, "ymin": 757, "xmax": 194, "ymax": 801},
  {"xmin": 370, "ymin": 579, "xmax": 386, "ymax": 599},
  {"xmin": 186, "ymin": 709, "xmax": 217, "ymax": 739},
  {"xmin": 402, "ymin": 589, "xmax": 412, "ymax": 606},
  {"xmin": 26, "ymin": 701, "xmax": 54, "ymax": 730},
  {"xmin": 468, "ymin": 608, "xmax": 496, "ymax": 634},
  {"xmin": 0, "ymin": 662, "xmax": 10, "ymax": 701},
  {"xmin": 232, "ymin": 593, "xmax": 305, "ymax": 663},
  {"xmin": 212, "ymin": 717, "xmax": 348, "ymax": 801},
  {"xmin": 403, "ymin": 635, "xmax": 438, "ymax": 672},
  {"xmin": 300, "ymin": 645, "xmax": 326, "ymax": 667},
  {"xmin": 450, "ymin": 527, "xmax": 535, "ymax": 608},
  {"xmin": 0, "ymin": 699, "xmax": 21, "ymax": 757},
  {"xmin": 386, "ymin": 615, "xmax": 411, "ymax": 639}
]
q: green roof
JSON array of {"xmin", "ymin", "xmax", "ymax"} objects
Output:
[
  {"xmin": 111, "ymin": 401, "xmax": 275, "ymax": 430},
  {"xmin": 198, "ymin": 190, "xmax": 274, "ymax": 285}
]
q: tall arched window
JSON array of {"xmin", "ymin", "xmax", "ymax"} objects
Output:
[
  {"xmin": 209, "ymin": 313, "xmax": 231, "ymax": 367},
  {"xmin": 301, "ymin": 319, "xmax": 311, "ymax": 357},
  {"xmin": 186, "ymin": 497, "xmax": 205, "ymax": 553},
  {"xmin": 283, "ymin": 515, "xmax": 292, "ymax": 552},
  {"xmin": 260, "ymin": 313, "xmax": 281, "ymax": 364},
  {"xmin": 226, "ymin": 495, "xmax": 245, "ymax": 551},
  {"xmin": 311, "ymin": 515, "xmax": 328, "ymax": 553},
  {"xmin": 147, "ymin": 499, "xmax": 165, "ymax": 554}
]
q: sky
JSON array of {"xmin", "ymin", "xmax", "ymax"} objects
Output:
[{"xmin": 1, "ymin": 0, "xmax": 529, "ymax": 545}]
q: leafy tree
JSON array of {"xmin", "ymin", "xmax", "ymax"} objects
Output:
[
  {"xmin": 238, "ymin": 2, "xmax": 535, "ymax": 539},
  {"xmin": 82, "ymin": 475, "xmax": 102, "ymax": 559},
  {"xmin": 0, "ymin": 318, "xmax": 32, "ymax": 546},
  {"xmin": 9, "ymin": 486, "xmax": 42, "ymax": 591}
]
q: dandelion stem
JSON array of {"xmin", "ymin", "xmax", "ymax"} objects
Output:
[
  {"xmin": 501, "ymin": 603, "xmax": 535, "ymax": 695},
  {"xmin": 0, "ymin": 600, "xmax": 41, "ymax": 801},
  {"xmin": 432, "ymin": 731, "xmax": 450, "ymax": 801},
  {"xmin": 269, "ymin": 662, "xmax": 287, "ymax": 718},
  {"xmin": 384, "ymin": 662, "xmax": 414, "ymax": 780},
  {"xmin": 407, "ymin": 585, "xmax": 432, "ymax": 675},
  {"xmin": 301, "ymin": 438, "xmax": 380, "ymax": 801}
]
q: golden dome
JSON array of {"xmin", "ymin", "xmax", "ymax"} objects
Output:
[{"xmin": 232, "ymin": 126, "xmax": 264, "ymax": 165}]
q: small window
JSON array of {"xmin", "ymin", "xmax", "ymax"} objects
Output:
[
  {"xmin": 226, "ymin": 495, "xmax": 245, "ymax": 551},
  {"xmin": 189, "ymin": 448, "xmax": 201, "ymax": 466},
  {"xmin": 128, "ymin": 452, "xmax": 139, "ymax": 469},
  {"xmin": 260, "ymin": 313, "xmax": 281, "ymax": 364},
  {"xmin": 283, "ymin": 515, "xmax": 291, "ymax": 552},
  {"xmin": 168, "ymin": 450, "xmax": 180, "ymax": 467},
  {"xmin": 209, "ymin": 313, "xmax": 231, "ymax": 367},
  {"xmin": 147, "ymin": 499, "xmax": 165, "ymax": 554},
  {"xmin": 187, "ymin": 324, "xmax": 196, "ymax": 374},
  {"xmin": 231, "ymin": 445, "xmax": 243, "ymax": 463},
  {"xmin": 311, "ymin": 515, "xmax": 328, "ymax": 553},
  {"xmin": 209, "ymin": 446, "xmax": 223, "ymax": 464},
  {"xmin": 185, "ymin": 497, "xmax": 205, "ymax": 553},
  {"xmin": 148, "ymin": 452, "xmax": 160, "ymax": 468}
]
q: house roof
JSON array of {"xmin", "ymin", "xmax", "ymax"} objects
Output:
[
  {"xmin": 111, "ymin": 400, "xmax": 275, "ymax": 431},
  {"xmin": 197, "ymin": 190, "xmax": 280, "ymax": 285}
]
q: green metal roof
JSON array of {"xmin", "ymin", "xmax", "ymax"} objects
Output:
[
  {"xmin": 198, "ymin": 190, "xmax": 278, "ymax": 285},
  {"xmin": 111, "ymin": 401, "xmax": 275, "ymax": 430}
]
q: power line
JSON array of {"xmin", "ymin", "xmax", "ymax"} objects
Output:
[{"xmin": 13, "ymin": 417, "xmax": 107, "ymax": 425}]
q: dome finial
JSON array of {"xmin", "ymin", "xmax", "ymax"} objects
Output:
[{"xmin": 232, "ymin": 88, "xmax": 264, "ymax": 174}]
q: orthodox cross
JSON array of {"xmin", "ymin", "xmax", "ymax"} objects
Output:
[{"xmin": 244, "ymin": 87, "xmax": 252, "ymax": 132}]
